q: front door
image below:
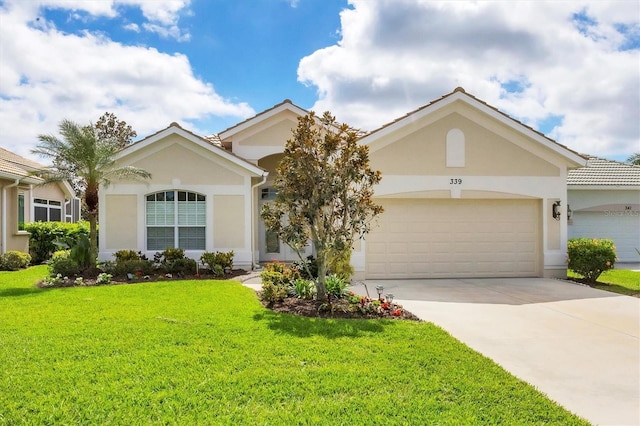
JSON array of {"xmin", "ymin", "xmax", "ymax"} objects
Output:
[{"xmin": 259, "ymin": 188, "xmax": 312, "ymax": 262}]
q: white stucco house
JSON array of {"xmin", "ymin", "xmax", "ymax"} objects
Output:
[
  {"xmin": 568, "ymin": 157, "xmax": 640, "ymax": 263},
  {"xmin": 99, "ymin": 88, "xmax": 588, "ymax": 279}
]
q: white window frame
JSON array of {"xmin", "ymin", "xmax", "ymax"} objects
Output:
[
  {"xmin": 33, "ymin": 198, "xmax": 63, "ymax": 222},
  {"xmin": 146, "ymin": 190, "xmax": 206, "ymax": 251}
]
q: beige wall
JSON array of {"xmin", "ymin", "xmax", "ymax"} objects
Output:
[
  {"xmin": 257, "ymin": 153, "xmax": 284, "ymax": 185},
  {"xmin": 33, "ymin": 183, "xmax": 67, "ymax": 202},
  {"xmin": 129, "ymin": 136, "xmax": 244, "ymax": 186},
  {"xmin": 104, "ymin": 195, "xmax": 138, "ymax": 250},
  {"xmin": 213, "ymin": 195, "xmax": 245, "ymax": 248},
  {"xmin": 236, "ymin": 118, "xmax": 297, "ymax": 147},
  {"xmin": 0, "ymin": 183, "xmax": 29, "ymax": 253},
  {"xmin": 369, "ymin": 111, "xmax": 560, "ymax": 177}
]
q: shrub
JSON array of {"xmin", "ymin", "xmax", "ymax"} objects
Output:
[
  {"xmin": 96, "ymin": 273, "xmax": 112, "ymax": 285},
  {"xmin": 293, "ymin": 278, "xmax": 316, "ymax": 300},
  {"xmin": 293, "ymin": 255, "xmax": 318, "ymax": 279},
  {"xmin": 325, "ymin": 274, "xmax": 349, "ymax": 299},
  {"xmin": 328, "ymin": 248, "xmax": 354, "ymax": 280},
  {"xmin": 0, "ymin": 251, "xmax": 32, "ymax": 271},
  {"xmin": 113, "ymin": 250, "xmax": 140, "ymax": 263},
  {"xmin": 163, "ymin": 258, "xmax": 197, "ymax": 275},
  {"xmin": 41, "ymin": 274, "xmax": 64, "ymax": 287},
  {"xmin": 200, "ymin": 251, "xmax": 234, "ymax": 275},
  {"xmin": 158, "ymin": 248, "xmax": 185, "ymax": 262},
  {"xmin": 567, "ymin": 238, "xmax": 617, "ymax": 283},
  {"xmin": 24, "ymin": 221, "xmax": 91, "ymax": 264},
  {"xmin": 260, "ymin": 262, "xmax": 303, "ymax": 302},
  {"xmin": 70, "ymin": 234, "xmax": 92, "ymax": 269},
  {"xmin": 101, "ymin": 259, "xmax": 156, "ymax": 277},
  {"xmin": 48, "ymin": 250, "xmax": 79, "ymax": 277}
]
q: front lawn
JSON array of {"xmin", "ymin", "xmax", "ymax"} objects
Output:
[
  {"xmin": 1, "ymin": 267, "xmax": 587, "ymax": 425},
  {"xmin": 567, "ymin": 268, "xmax": 640, "ymax": 297}
]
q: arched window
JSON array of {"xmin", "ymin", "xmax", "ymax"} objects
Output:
[
  {"xmin": 446, "ymin": 128, "xmax": 465, "ymax": 167},
  {"xmin": 146, "ymin": 190, "xmax": 206, "ymax": 250}
]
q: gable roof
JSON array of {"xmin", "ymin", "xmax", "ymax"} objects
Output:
[
  {"xmin": 568, "ymin": 156, "xmax": 640, "ymax": 188},
  {"xmin": 117, "ymin": 122, "xmax": 267, "ymax": 177},
  {"xmin": 360, "ymin": 87, "xmax": 587, "ymax": 167},
  {"xmin": 0, "ymin": 147, "xmax": 76, "ymax": 196},
  {"xmin": 0, "ymin": 147, "xmax": 46, "ymax": 183},
  {"xmin": 217, "ymin": 99, "xmax": 308, "ymax": 140}
]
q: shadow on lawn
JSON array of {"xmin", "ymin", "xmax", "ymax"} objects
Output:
[
  {"xmin": 253, "ymin": 310, "xmax": 392, "ymax": 338},
  {"xmin": 0, "ymin": 287, "xmax": 45, "ymax": 298}
]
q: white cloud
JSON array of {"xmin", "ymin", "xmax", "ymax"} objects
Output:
[
  {"xmin": 298, "ymin": 0, "xmax": 640, "ymax": 158},
  {"xmin": 0, "ymin": 0, "xmax": 253, "ymax": 161}
]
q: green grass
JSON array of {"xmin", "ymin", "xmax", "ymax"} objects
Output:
[
  {"xmin": 567, "ymin": 268, "xmax": 640, "ymax": 297},
  {"xmin": 1, "ymin": 267, "xmax": 587, "ymax": 425}
]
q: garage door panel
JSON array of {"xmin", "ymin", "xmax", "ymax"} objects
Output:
[
  {"xmin": 366, "ymin": 199, "xmax": 540, "ymax": 279},
  {"xmin": 569, "ymin": 212, "xmax": 640, "ymax": 263}
]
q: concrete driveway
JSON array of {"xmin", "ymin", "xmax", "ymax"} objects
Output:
[{"xmin": 354, "ymin": 278, "xmax": 640, "ymax": 426}]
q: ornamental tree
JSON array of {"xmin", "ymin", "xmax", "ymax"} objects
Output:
[
  {"xmin": 94, "ymin": 112, "xmax": 137, "ymax": 149},
  {"xmin": 261, "ymin": 111, "xmax": 383, "ymax": 301}
]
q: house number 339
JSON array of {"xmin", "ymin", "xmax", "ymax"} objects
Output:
[{"xmin": 450, "ymin": 178, "xmax": 463, "ymax": 184}]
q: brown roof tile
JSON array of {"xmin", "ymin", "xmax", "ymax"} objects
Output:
[{"xmin": 0, "ymin": 147, "xmax": 46, "ymax": 180}]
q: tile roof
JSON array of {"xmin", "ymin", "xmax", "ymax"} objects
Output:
[
  {"xmin": 0, "ymin": 147, "xmax": 46, "ymax": 180},
  {"xmin": 567, "ymin": 156, "xmax": 640, "ymax": 186}
]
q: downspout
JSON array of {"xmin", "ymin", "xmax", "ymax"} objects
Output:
[
  {"xmin": 1, "ymin": 179, "xmax": 21, "ymax": 254},
  {"xmin": 250, "ymin": 173, "xmax": 268, "ymax": 270}
]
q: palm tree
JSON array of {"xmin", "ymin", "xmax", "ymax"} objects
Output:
[
  {"xmin": 32, "ymin": 119, "xmax": 151, "ymax": 270},
  {"xmin": 627, "ymin": 153, "xmax": 640, "ymax": 165}
]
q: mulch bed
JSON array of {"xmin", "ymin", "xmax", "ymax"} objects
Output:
[
  {"xmin": 261, "ymin": 295, "xmax": 422, "ymax": 321},
  {"xmin": 37, "ymin": 269, "xmax": 253, "ymax": 288}
]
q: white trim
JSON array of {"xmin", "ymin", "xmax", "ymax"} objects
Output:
[{"xmin": 375, "ymin": 175, "xmax": 566, "ymax": 199}]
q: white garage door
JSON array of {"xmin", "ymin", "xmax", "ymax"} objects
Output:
[
  {"xmin": 366, "ymin": 199, "xmax": 541, "ymax": 279},
  {"xmin": 569, "ymin": 212, "xmax": 640, "ymax": 263}
]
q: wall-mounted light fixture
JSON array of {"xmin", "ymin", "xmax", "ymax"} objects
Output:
[
  {"xmin": 552, "ymin": 201, "xmax": 561, "ymax": 221},
  {"xmin": 567, "ymin": 204, "xmax": 572, "ymax": 221}
]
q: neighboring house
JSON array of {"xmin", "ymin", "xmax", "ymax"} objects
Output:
[
  {"xmin": 100, "ymin": 88, "xmax": 587, "ymax": 279},
  {"xmin": 0, "ymin": 147, "xmax": 80, "ymax": 254},
  {"xmin": 568, "ymin": 157, "xmax": 640, "ymax": 262}
]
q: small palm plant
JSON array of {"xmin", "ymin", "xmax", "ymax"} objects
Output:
[{"xmin": 32, "ymin": 119, "xmax": 151, "ymax": 270}]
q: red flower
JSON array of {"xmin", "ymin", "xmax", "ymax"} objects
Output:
[
  {"xmin": 381, "ymin": 302, "xmax": 390, "ymax": 310},
  {"xmin": 392, "ymin": 309, "xmax": 402, "ymax": 317}
]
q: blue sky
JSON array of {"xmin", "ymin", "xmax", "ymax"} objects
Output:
[{"xmin": 1, "ymin": 0, "xmax": 638, "ymax": 162}]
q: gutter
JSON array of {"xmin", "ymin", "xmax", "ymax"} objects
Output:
[
  {"xmin": 250, "ymin": 173, "xmax": 268, "ymax": 270},
  {"xmin": 1, "ymin": 179, "xmax": 21, "ymax": 254}
]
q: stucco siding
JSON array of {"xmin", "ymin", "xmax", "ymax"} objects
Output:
[
  {"xmin": 104, "ymin": 195, "xmax": 138, "ymax": 250},
  {"xmin": 129, "ymin": 137, "xmax": 244, "ymax": 186},
  {"xmin": 236, "ymin": 117, "xmax": 297, "ymax": 147},
  {"xmin": 231, "ymin": 113, "xmax": 300, "ymax": 161},
  {"xmin": 369, "ymin": 112, "xmax": 560, "ymax": 177},
  {"xmin": 213, "ymin": 195, "xmax": 245, "ymax": 248},
  {"xmin": 33, "ymin": 183, "xmax": 66, "ymax": 202}
]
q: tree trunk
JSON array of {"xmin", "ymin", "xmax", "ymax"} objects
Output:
[
  {"xmin": 315, "ymin": 252, "xmax": 328, "ymax": 302},
  {"xmin": 88, "ymin": 210, "xmax": 98, "ymax": 270},
  {"xmin": 85, "ymin": 184, "xmax": 99, "ymax": 271}
]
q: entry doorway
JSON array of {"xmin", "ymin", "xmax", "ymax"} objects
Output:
[{"xmin": 258, "ymin": 188, "xmax": 312, "ymax": 262}]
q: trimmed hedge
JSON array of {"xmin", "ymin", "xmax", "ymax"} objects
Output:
[
  {"xmin": 0, "ymin": 251, "xmax": 32, "ymax": 271},
  {"xmin": 567, "ymin": 238, "xmax": 617, "ymax": 283},
  {"xmin": 24, "ymin": 221, "xmax": 91, "ymax": 264}
]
